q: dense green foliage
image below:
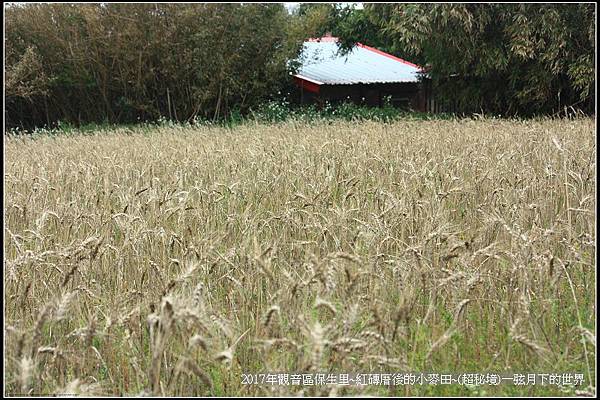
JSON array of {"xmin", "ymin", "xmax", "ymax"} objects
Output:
[
  {"xmin": 5, "ymin": 3, "xmax": 308, "ymax": 129},
  {"xmin": 7, "ymin": 100, "xmax": 457, "ymax": 137},
  {"xmin": 5, "ymin": 3, "xmax": 595, "ymax": 129},
  {"xmin": 318, "ymin": 3, "xmax": 596, "ymax": 116},
  {"xmin": 253, "ymin": 99, "xmax": 455, "ymax": 124}
]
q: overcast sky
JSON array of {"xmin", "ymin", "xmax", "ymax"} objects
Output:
[{"xmin": 284, "ymin": 2, "xmax": 363, "ymax": 12}]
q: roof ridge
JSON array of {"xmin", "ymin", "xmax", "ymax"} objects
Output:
[{"xmin": 356, "ymin": 42, "xmax": 422, "ymax": 70}]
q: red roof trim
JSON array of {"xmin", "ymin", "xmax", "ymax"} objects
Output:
[
  {"xmin": 293, "ymin": 76, "xmax": 320, "ymax": 94},
  {"xmin": 294, "ymin": 74, "xmax": 324, "ymax": 85},
  {"xmin": 356, "ymin": 42, "xmax": 423, "ymax": 71}
]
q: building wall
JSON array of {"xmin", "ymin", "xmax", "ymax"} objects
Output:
[{"xmin": 298, "ymin": 82, "xmax": 429, "ymax": 112}]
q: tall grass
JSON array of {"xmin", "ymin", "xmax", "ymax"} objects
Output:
[{"xmin": 4, "ymin": 118, "xmax": 596, "ymax": 396}]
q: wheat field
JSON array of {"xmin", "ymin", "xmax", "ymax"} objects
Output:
[{"xmin": 4, "ymin": 118, "xmax": 596, "ymax": 396}]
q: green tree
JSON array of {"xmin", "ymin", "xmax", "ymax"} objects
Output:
[
  {"xmin": 5, "ymin": 3, "xmax": 304, "ymax": 129},
  {"xmin": 317, "ymin": 3, "xmax": 595, "ymax": 115}
]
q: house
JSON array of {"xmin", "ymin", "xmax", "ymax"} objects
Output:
[{"xmin": 293, "ymin": 36, "xmax": 436, "ymax": 112}]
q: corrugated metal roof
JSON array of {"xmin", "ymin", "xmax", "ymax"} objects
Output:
[{"xmin": 294, "ymin": 38, "xmax": 423, "ymax": 85}]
